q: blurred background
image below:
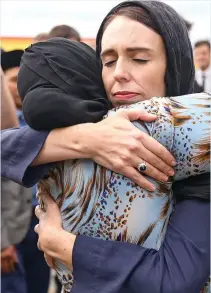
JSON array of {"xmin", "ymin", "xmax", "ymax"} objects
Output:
[{"xmin": 1, "ymin": 0, "xmax": 211, "ymax": 51}]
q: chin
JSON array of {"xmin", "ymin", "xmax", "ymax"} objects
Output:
[{"xmin": 114, "ymin": 98, "xmax": 142, "ymax": 107}]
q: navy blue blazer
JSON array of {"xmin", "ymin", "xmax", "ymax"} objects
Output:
[{"xmin": 1, "ymin": 126, "xmax": 210, "ymax": 293}]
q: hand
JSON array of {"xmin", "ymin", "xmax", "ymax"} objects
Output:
[
  {"xmin": 1, "ymin": 245, "xmax": 18, "ymax": 273},
  {"xmin": 34, "ymin": 195, "xmax": 63, "ymax": 253},
  {"xmin": 83, "ymin": 109, "xmax": 176, "ymax": 191},
  {"xmin": 33, "ymin": 108, "xmax": 175, "ymax": 191},
  {"xmin": 34, "ymin": 195, "xmax": 76, "ymax": 270},
  {"xmin": 44, "ymin": 253, "xmax": 55, "ymax": 269}
]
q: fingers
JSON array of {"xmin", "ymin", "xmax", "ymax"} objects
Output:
[
  {"xmin": 122, "ymin": 166, "xmax": 155, "ymax": 191},
  {"xmin": 12, "ymin": 247, "xmax": 18, "ymax": 264},
  {"xmin": 37, "ymin": 240, "xmax": 42, "ymax": 251},
  {"xmin": 35, "ymin": 205, "xmax": 43, "ymax": 220},
  {"xmin": 44, "ymin": 253, "xmax": 55, "ymax": 269},
  {"xmin": 117, "ymin": 109, "xmax": 157, "ymax": 122},
  {"xmin": 137, "ymin": 145, "xmax": 175, "ymax": 176},
  {"xmin": 136, "ymin": 160, "xmax": 169, "ymax": 182},
  {"xmin": 1, "ymin": 259, "xmax": 16, "ymax": 273},
  {"xmin": 34, "ymin": 224, "xmax": 39, "ymax": 234},
  {"xmin": 35, "ymin": 224, "xmax": 42, "ymax": 250},
  {"xmin": 1, "ymin": 259, "xmax": 10, "ymax": 273},
  {"xmin": 41, "ymin": 194, "xmax": 58, "ymax": 213},
  {"xmin": 140, "ymin": 133, "xmax": 176, "ymax": 168},
  {"xmin": 1, "ymin": 260, "xmax": 7, "ymax": 273},
  {"xmin": 41, "ymin": 193, "xmax": 51, "ymax": 204},
  {"xmin": 9, "ymin": 260, "xmax": 15, "ymax": 272}
]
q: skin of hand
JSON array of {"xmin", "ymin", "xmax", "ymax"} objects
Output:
[
  {"xmin": 44, "ymin": 252, "xmax": 55, "ymax": 269},
  {"xmin": 33, "ymin": 109, "xmax": 176, "ymax": 191},
  {"xmin": 1, "ymin": 245, "xmax": 18, "ymax": 273},
  {"xmin": 34, "ymin": 194, "xmax": 76, "ymax": 270}
]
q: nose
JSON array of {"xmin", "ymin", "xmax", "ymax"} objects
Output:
[{"xmin": 113, "ymin": 59, "xmax": 130, "ymax": 82}]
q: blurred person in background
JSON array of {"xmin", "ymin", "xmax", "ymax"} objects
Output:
[
  {"xmin": 1, "ymin": 50, "xmax": 24, "ymax": 112},
  {"xmin": 32, "ymin": 32, "xmax": 49, "ymax": 43},
  {"xmin": 1, "ymin": 65, "xmax": 31, "ymax": 293},
  {"xmin": 184, "ymin": 19, "xmax": 204, "ymax": 93},
  {"xmin": 48, "ymin": 24, "xmax": 81, "ymax": 41},
  {"xmin": 1, "ymin": 66, "xmax": 18, "ymax": 129},
  {"xmin": 1, "ymin": 66, "xmax": 29, "ymax": 293},
  {"xmin": 1, "ymin": 50, "xmax": 50, "ymax": 293},
  {"xmin": 1, "ymin": 166, "xmax": 32, "ymax": 293},
  {"xmin": 194, "ymin": 40, "xmax": 211, "ymax": 92}
]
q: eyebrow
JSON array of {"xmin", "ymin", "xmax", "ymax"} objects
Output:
[{"xmin": 100, "ymin": 47, "xmax": 153, "ymax": 58}]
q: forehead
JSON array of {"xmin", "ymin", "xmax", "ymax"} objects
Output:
[
  {"xmin": 4, "ymin": 67, "xmax": 19, "ymax": 79},
  {"xmin": 195, "ymin": 45, "xmax": 210, "ymax": 53},
  {"xmin": 101, "ymin": 16, "xmax": 164, "ymax": 53}
]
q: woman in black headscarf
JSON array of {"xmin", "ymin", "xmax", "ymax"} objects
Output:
[
  {"xmin": 18, "ymin": 38, "xmax": 111, "ymax": 129},
  {"xmin": 2, "ymin": 1, "xmax": 210, "ymax": 292}
]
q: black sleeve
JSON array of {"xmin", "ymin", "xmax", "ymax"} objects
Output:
[{"xmin": 1, "ymin": 127, "xmax": 52, "ymax": 186}]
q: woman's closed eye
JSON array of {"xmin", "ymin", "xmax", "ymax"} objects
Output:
[
  {"xmin": 133, "ymin": 58, "xmax": 149, "ymax": 64},
  {"xmin": 103, "ymin": 58, "xmax": 148, "ymax": 67},
  {"xmin": 103, "ymin": 60, "xmax": 117, "ymax": 67}
]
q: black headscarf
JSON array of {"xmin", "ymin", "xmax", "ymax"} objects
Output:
[
  {"xmin": 96, "ymin": 0, "xmax": 195, "ymax": 97},
  {"xmin": 18, "ymin": 38, "xmax": 111, "ymax": 130}
]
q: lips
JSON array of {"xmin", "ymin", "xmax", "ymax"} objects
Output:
[{"xmin": 113, "ymin": 91, "xmax": 139, "ymax": 100}]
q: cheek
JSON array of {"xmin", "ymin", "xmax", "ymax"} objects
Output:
[
  {"xmin": 205, "ymin": 53, "xmax": 210, "ymax": 60},
  {"xmin": 102, "ymin": 69, "xmax": 112, "ymax": 95},
  {"xmin": 8, "ymin": 83, "xmax": 16, "ymax": 95},
  {"xmin": 135, "ymin": 61, "xmax": 166, "ymax": 97}
]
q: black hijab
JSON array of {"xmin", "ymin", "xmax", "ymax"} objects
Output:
[
  {"xmin": 96, "ymin": 0, "xmax": 195, "ymax": 97},
  {"xmin": 18, "ymin": 38, "xmax": 111, "ymax": 130}
]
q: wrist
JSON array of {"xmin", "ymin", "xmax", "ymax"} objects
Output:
[
  {"xmin": 45, "ymin": 228, "xmax": 76, "ymax": 270},
  {"xmin": 33, "ymin": 122, "xmax": 98, "ymax": 165},
  {"xmin": 64, "ymin": 123, "xmax": 97, "ymax": 159}
]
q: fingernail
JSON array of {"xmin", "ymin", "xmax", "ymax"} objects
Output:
[
  {"xmin": 171, "ymin": 161, "xmax": 177, "ymax": 166},
  {"xmin": 149, "ymin": 185, "xmax": 156, "ymax": 192},
  {"xmin": 168, "ymin": 170, "xmax": 175, "ymax": 176},
  {"xmin": 162, "ymin": 175, "xmax": 169, "ymax": 182}
]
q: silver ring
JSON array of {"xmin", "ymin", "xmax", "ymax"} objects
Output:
[{"xmin": 137, "ymin": 161, "xmax": 147, "ymax": 172}]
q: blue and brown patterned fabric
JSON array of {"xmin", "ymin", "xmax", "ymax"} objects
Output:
[{"xmin": 37, "ymin": 93, "xmax": 210, "ymax": 292}]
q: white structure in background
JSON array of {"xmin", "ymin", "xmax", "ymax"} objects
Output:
[{"xmin": 1, "ymin": 0, "xmax": 211, "ymax": 44}]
